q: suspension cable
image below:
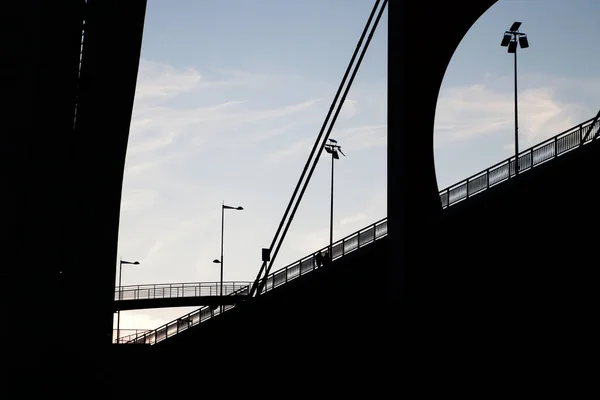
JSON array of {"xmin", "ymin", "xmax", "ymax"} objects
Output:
[
  {"xmin": 249, "ymin": 0, "xmax": 382, "ymax": 297},
  {"xmin": 251, "ymin": 0, "xmax": 387, "ymax": 297}
]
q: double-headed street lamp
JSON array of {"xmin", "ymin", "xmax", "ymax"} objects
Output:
[
  {"xmin": 324, "ymin": 138, "xmax": 345, "ymax": 261},
  {"xmin": 116, "ymin": 258, "xmax": 140, "ymax": 343},
  {"xmin": 501, "ymin": 21, "xmax": 529, "ymax": 176},
  {"xmin": 213, "ymin": 202, "xmax": 243, "ymax": 313}
]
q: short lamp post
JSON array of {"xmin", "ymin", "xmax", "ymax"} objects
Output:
[
  {"xmin": 116, "ymin": 258, "xmax": 139, "ymax": 343},
  {"xmin": 213, "ymin": 202, "xmax": 243, "ymax": 314},
  {"xmin": 324, "ymin": 139, "xmax": 345, "ymax": 260}
]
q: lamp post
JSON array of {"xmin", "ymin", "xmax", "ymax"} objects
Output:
[
  {"xmin": 501, "ymin": 21, "xmax": 529, "ymax": 176},
  {"xmin": 213, "ymin": 202, "xmax": 243, "ymax": 314},
  {"xmin": 324, "ymin": 139, "xmax": 345, "ymax": 261},
  {"xmin": 116, "ymin": 258, "xmax": 139, "ymax": 343}
]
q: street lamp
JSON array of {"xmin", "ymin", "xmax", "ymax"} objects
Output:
[
  {"xmin": 116, "ymin": 258, "xmax": 140, "ymax": 343},
  {"xmin": 501, "ymin": 21, "xmax": 529, "ymax": 176},
  {"xmin": 324, "ymin": 139, "xmax": 345, "ymax": 261},
  {"xmin": 213, "ymin": 202, "xmax": 243, "ymax": 313}
]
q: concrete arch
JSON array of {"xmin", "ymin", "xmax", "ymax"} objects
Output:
[{"xmin": 386, "ymin": 1, "xmax": 498, "ymax": 307}]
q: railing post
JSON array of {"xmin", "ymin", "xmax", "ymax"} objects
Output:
[
  {"xmin": 554, "ymin": 136, "xmax": 557, "ymax": 158},
  {"xmin": 530, "ymin": 148, "xmax": 534, "ymax": 170},
  {"xmin": 486, "ymin": 169, "xmax": 490, "ymax": 190}
]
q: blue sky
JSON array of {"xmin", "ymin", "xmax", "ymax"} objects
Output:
[{"xmin": 116, "ymin": 0, "xmax": 600, "ymax": 332}]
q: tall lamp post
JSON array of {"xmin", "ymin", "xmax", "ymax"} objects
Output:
[
  {"xmin": 213, "ymin": 202, "xmax": 243, "ymax": 314},
  {"xmin": 501, "ymin": 21, "xmax": 529, "ymax": 176},
  {"xmin": 116, "ymin": 258, "xmax": 139, "ymax": 343},
  {"xmin": 324, "ymin": 139, "xmax": 345, "ymax": 261}
]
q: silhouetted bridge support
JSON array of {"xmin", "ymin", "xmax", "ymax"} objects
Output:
[
  {"xmin": 118, "ymin": 111, "xmax": 599, "ymax": 341},
  {"xmin": 113, "ymin": 281, "xmax": 250, "ymax": 311},
  {"xmin": 127, "ymin": 218, "xmax": 389, "ymax": 344}
]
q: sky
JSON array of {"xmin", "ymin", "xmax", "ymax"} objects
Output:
[{"xmin": 115, "ymin": 0, "xmax": 600, "ymax": 334}]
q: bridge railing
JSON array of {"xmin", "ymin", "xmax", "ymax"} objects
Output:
[
  {"xmin": 438, "ymin": 114, "xmax": 600, "ymax": 208},
  {"xmin": 260, "ymin": 218, "xmax": 388, "ymax": 294},
  {"xmin": 115, "ymin": 281, "xmax": 252, "ymax": 301},
  {"xmin": 113, "ymin": 329, "xmax": 152, "ymax": 344},
  {"xmin": 128, "ymin": 218, "xmax": 388, "ymax": 345},
  {"xmin": 126, "ymin": 113, "xmax": 600, "ymax": 345},
  {"xmin": 128, "ymin": 285, "xmax": 250, "ymax": 344}
]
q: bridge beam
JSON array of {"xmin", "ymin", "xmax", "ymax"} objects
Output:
[{"xmin": 113, "ymin": 295, "xmax": 248, "ymax": 312}]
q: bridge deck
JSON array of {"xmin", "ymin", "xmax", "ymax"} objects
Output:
[
  {"xmin": 114, "ymin": 295, "xmax": 249, "ymax": 311},
  {"xmin": 123, "ymin": 111, "xmax": 599, "ymax": 344}
]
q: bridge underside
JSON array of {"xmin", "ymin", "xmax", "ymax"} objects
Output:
[
  {"xmin": 14, "ymin": 0, "xmax": 599, "ymax": 395},
  {"xmin": 113, "ymin": 295, "xmax": 249, "ymax": 311},
  {"xmin": 141, "ymin": 121, "xmax": 600, "ymax": 389}
]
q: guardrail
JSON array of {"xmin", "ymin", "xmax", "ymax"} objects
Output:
[
  {"xmin": 128, "ymin": 285, "xmax": 250, "ymax": 344},
  {"xmin": 115, "ymin": 281, "xmax": 252, "ymax": 301},
  {"xmin": 259, "ymin": 218, "xmax": 388, "ymax": 294},
  {"xmin": 113, "ymin": 329, "xmax": 152, "ymax": 344},
  {"xmin": 127, "ymin": 111, "xmax": 600, "ymax": 345},
  {"xmin": 128, "ymin": 218, "xmax": 388, "ymax": 344},
  {"xmin": 439, "ymin": 113, "xmax": 600, "ymax": 208}
]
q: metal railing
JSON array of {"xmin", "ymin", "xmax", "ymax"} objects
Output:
[
  {"xmin": 126, "ymin": 112, "xmax": 600, "ymax": 345},
  {"xmin": 128, "ymin": 218, "xmax": 388, "ymax": 344},
  {"xmin": 114, "ymin": 281, "xmax": 252, "ymax": 301},
  {"xmin": 439, "ymin": 114, "xmax": 600, "ymax": 208},
  {"xmin": 259, "ymin": 218, "xmax": 388, "ymax": 294},
  {"xmin": 128, "ymin": 285, "xmax": 251, "ymax": 345},
  {"xmin": 112, "ymin": 329, "xmax": 152, "ymax": 344}
]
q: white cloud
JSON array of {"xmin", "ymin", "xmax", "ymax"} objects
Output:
[
  {"xmin": 266, "ymin": 136, "xmax": 316, "ymax": 163},
  {"xmin": 434, "ymin": 76, "xmax": 594, "ymax": 149},
  {"xmin": 340, "ymin": 212, "xmax": 368, "ymax": 225},
  {"xmin": 433, "ymin": 74, "xmax": 599, "ymax": 190},
  {"xmin": 135, "ymin": 59, "xmax": 201, "ymax": 103},
  {"xmin": 128, "ymin": 62, "xmax": 324, "ymax": 158},
  {"xmin": 287, "ymin": 227, "xmax": 330, "ymax": 254},
  {"xmin": 133, "ymin": 60, "xmax": 298, "ymax": 107},
  {"xmin": 120, "ymin": 189, "xmax": 158, "ymax": 214},
  {"xmin": 334, "ymin": 124, "xmax": 386, "ymax": 150},
  {"xmin": 117, "ymin": 58, "xmax": 387, "ymax": 331},
  {"xmin": 340, "ymin": 99, "xmax": 359, "ymax": 119}
]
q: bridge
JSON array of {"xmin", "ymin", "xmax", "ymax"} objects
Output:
[
  {"xmin": 10, "ymin": 0, "xmax": 597, "ymax": 392},
  {"xmin": 121, "ymin": 110, "xmax": 599, "ymax": 345},
  {"xmin": 114, "ymin": 281, "xmax": 251, "ymax": 311}
]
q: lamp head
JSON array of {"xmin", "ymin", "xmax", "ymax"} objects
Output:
[{"xmin": 509, "ymin": 21, "xmax": 521, "ymax": 32}]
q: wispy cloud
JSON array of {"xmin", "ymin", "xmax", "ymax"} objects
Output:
[
  {"xmin": 340, "ymin": 99, "xmax": 359, "ymax": 120},
  {"xmin": 118, "ymin": 57, "xmax": 387, "ymax": 330},
  {"xmin": 133, "ymin": 60, "xmax": 298, "ymax": 106},
  {"xmin": 334, "ymin": 124, "xmax": 386, "ymax": 150},
  {"xmin": 135, "ymin": 60, "xmax": 202, "ymax": 103},
  {"xmin": 340, "ymin": 212, "xmax": 368, "ymax": 225},
  {"xmin": 266, "ymin": 136, "xmax": 316, "ymax": 164},
  {"xmin": 434, "ymin": 76, "xmax": 595, "ymax": 149}
]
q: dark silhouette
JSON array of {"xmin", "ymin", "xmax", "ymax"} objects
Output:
[
  {"xmin": 11, "ymin": 0, "xmax": 599, "ymax": 395},
  {"xmin": 322, "ymin": 251, "xmax": 331, "ymax": 267},
  {"xmin": 314, "ymin": 251, "xmax": 325, "ymax": 268}
]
